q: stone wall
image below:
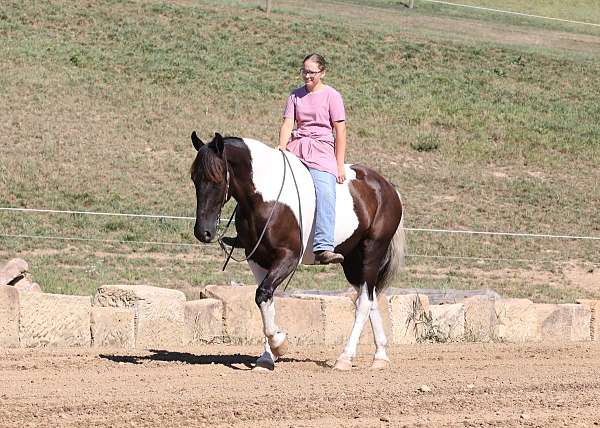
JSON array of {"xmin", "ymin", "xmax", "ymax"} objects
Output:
[{"xmin": 0, "ymin": 283, "xmax": 597, "ymax": 349}]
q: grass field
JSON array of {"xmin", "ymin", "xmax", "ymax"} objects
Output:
[{"xmin": 1, "ymin": 0, "xmax": 599, "ymax": 301}]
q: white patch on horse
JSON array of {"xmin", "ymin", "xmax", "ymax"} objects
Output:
[
  {"xmin": 242, "ymin": 138, "xmax": 359, "ymax": 265},
  {"xmin": 333, "ymin": 166, "xmax": 359, "ymax": 245}
]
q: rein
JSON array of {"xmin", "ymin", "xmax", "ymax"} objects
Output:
[{"xmin": 218, "ymin": 150, "xmax": 304, "ymax": 288}]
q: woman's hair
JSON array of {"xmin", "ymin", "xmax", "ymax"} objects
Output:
[{"xmin": 303, "ymin": 53, "xmax": 327, "ymax": 71}]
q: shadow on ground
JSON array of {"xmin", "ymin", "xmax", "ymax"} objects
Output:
[{"xmin": 99, "ymin": 350, "xmax": 330, "ymax": 370}]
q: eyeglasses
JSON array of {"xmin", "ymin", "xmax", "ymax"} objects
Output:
[{"xmin": 300, "ymin": 68, "xmax": 322, "ymax": 77}]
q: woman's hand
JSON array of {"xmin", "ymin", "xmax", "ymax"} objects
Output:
[{"xmin": 337, "ymin": 165, "xmax": 346, "ymax": 183}]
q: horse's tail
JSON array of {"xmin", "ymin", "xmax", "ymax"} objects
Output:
[{"xmin": 375, "ymin": 193, "xmax": 406, "ymax": 297}]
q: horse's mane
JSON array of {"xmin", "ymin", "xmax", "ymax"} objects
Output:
[
  {"xmin": 190, "ymin": 144, "xmax": 225, "ymax": 183},
  {"xmin": 190, "ymin": 137, "xmax": 246, "ymax": 182}
]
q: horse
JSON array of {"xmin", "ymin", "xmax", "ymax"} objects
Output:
[{"xmin": 190, "ymin": 131, "xmax": 405, "ymax": 371}]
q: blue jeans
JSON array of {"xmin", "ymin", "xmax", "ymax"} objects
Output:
[{"xmin": 309, "ymin": 168, "xmax": 336, "ymax": 252}]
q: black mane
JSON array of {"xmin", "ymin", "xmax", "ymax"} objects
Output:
[{"xmin": 190, "ymin": 136, "xmax": 244, "ymax": 183}]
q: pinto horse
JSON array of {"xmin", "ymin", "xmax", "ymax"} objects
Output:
[{"xmin": 190, "ymin": 132, "xmax": 405, "ymax": 371}]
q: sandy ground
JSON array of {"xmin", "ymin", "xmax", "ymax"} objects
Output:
[{"xmin": 1, "ymin": 342, "xmax": 600, "ymax": 427}]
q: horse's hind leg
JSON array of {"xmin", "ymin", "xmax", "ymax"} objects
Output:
[
  {"xmin": 369, "ymin": 291, "xmax": 390, "ymax": 369},
  {"xmin": 334, "ymin": 282, "xmax": 373, "ymax": 370}
]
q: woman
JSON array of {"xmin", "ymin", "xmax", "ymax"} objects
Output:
[{"xmin": 278, "ymin": 53, "xmax": 347, "ymax": 265}]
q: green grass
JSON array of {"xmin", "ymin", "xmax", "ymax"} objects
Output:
[
  {"xmin": 329, "ymin": 0, "xmax": 600, "ymax": 35},
  {"xmin": 1, "ymin": 0, "xmax": 600, "ymax": 302}
]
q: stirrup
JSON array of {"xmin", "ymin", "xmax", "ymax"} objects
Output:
[{"xmin": 220, "ymin": 236, "xmax": 244, "ymax": 249}]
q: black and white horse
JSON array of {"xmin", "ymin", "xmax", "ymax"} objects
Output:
[{"xmin": 190, "ymin": 132, "xmax": 405, "ymax": 370}]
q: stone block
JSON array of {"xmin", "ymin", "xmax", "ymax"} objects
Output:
[
  {"xmin": 388, "ymin": 294, "xmax": 430, "ymax": 344},
  {"xmin": 20, "ymin": 293, "xmax": 91, "ymax": 347},
  {"xmin": 294, "ymin": 294, "xmax": 355, "ymax": 345},
  {"xmin": 202, "ymin": 284, "xmax": 262, "ymax": 344},
  {"xmin": 94, "ymin": 285, "xmax": 185, "ymax": 349},
  {"xmin": 274, "ymin": 296, "xmax": 323, "ymax": 345},
  {"xmin": 577, "ymin": 299, "xmax": 600, "ymax": 341},
  {"xmin": 464, "ymin": 295, "xmax": 498, "ymax": 342},
  {"xmin": 178, "ymin": 285, "xmax": 208, "ymax": 301},
  {"xmin": 184, "ymin": 299, "xmax": 223, "ymax": 345},
  {"xmin": 496, "ymin": 300, "xmax": 591, "ymax": 343},
  {"xmin": 0, "ymin": 286, "xmax": 20, "ymax": 347},
  {"xmin": 535, "ymin": 303, "xmax": 591, "ymax": 342},
  {"xmin": 91, "ymin": 307, "xmax": 135, "ymax": 348},
  {"xmin": 12, "ymin": 275, "xmax": 42, "ymax": 293},
  {"xmin": 495, "ymin": 299, "xmax": 537, "ymax": 343},
  {"xmin": 430, "ymin": 303, "xmax": 465, "ymax": 341},
  {"xmin": 0, "ymin": 258, "xmax": 28, "ymax": 286}
]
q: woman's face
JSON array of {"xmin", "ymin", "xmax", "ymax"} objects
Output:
[{"xmin": 301, "ymin": 59, "xmax": 325, "ymax": 91}]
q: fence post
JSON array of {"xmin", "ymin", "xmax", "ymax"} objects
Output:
[
  {"xmin": 266, "ymin": 0, "xmax": 272, "ymax": 15},
  {"xmin": 409, "ymin": 0, "xmax": 415, "ymax": 8}
]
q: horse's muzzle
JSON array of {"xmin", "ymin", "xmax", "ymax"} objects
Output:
[{"xmin": 194, "ymin": 227, "xmax": 214, "ymax": 243}]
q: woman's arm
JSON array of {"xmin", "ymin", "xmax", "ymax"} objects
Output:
[
  {"xmin": 334, "ymin": 120, "xmax": 347, "ymax": 183},
  {"xmin": 278, "ymin": 117, "xmax": 294, "ymax": 150}
]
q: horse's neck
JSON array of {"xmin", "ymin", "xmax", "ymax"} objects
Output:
[
  {"xmin": 228, "ymin": 138, "xmax": 279, "ymax": 216},
  {"xmin": 243, "ymin": 139, "xmax": 287, "ymax": 201}
]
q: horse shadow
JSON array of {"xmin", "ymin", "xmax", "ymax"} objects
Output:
[{"xmin": 99, "ymin": 350, "xmax": 330, "ymax": 370}]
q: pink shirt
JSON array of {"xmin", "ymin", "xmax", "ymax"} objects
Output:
[{"xmin": 283, "ymin": 85, "xmax": 346, "ymax": 176}]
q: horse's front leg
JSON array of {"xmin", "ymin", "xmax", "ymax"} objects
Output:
[{"xmin": 248, "ymin": 251, "xmax": 297, "ymax": 371}]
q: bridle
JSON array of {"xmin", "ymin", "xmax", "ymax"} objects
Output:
[{"xmin": 209, "ymin": 146, "xmax": 231, "ymax": 238}]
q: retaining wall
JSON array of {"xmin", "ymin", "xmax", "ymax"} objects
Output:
[{"xmin": 0, "ymin": 284, "xmax": 597, "ymax": 349}]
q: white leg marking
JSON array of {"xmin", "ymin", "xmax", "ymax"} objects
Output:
[
  {"xmin": 369, "ymin": 291, "xmax": 390, "ymax": 363},
  {"xmin": 259, "ymin": 299, "xmax": 278, "ymax": 338},
  {"xmin": 259, "ymin": 299, "xmax": 287, "ymax": 356},
  {"xmin": 336, "ymin": 283, "xmax": 373, "ymax": 367},
  {"xmin": 248, "ymin": 262, "xmax": 286, "ymax": 370}
]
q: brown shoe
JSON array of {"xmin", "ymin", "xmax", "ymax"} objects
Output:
[{"xmin": 314, "ymin": 250, "xmax": 344, "ymax": 265}]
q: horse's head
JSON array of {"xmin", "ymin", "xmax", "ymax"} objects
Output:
[{"xmin": 190, "ymin": 131, "xmax": 228, "ymax": 243}]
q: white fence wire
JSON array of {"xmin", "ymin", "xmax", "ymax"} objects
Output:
[
  {"xmin": 1, "ymin": 207, "xmax": 598, "ymax": 265},
  {"xmin": 419, "ymin": 0, "xmax": 600, "ymax": 28},
  {"xmin": 1, "ymin": 207, "xmax": 599, "ymax": 241}
]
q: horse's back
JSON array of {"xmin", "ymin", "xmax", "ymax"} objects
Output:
[{"xmin": 241, "ymin": 138, "xmax": 401, "ymax": 263}]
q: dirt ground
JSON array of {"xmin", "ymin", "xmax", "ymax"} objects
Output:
[{"xmin": 1, "ymin": 343, "xmax": 600, "ymax": 427}]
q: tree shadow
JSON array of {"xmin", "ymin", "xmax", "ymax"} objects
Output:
[{"xmin": 99, "ymin": 350, "xmax": 330, "ymax": 370}]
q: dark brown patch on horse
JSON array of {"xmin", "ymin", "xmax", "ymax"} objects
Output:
[{"xmin": 336, "ymin": 165, "xmax": 402, "ymax": 297}]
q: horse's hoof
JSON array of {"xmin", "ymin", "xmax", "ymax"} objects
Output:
[
  {"xmin": 253, "ymin": 363, "xmax": 274, "ymax": 372},
  {"xmin": 269, "ymin": 333, "xmax": 288, "ymax": 358},
  {"xmin": 371, "ymin": 358, "xmax": 390, "ymax": 370},
  {"xmin": 254, "ymin": 352, "xmax": 275, "ymax": 372},
  {"xmin": 333, "ymin": 357, "xmax": 352, "ymax": 371},
  {"xmin": 254, "ymin": 359, "xmax": 275, "ymax": 372}
]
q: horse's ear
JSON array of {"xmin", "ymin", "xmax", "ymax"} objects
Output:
[
  {"xmin": 191, "ymin": 131, "xmax": 204, "ymax": 151},
  {"xmin": 214, "ymin": 132, "xmax": 225, "ymax": 155}
]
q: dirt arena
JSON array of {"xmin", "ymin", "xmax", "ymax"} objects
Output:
[{"xmin": 1, "ymin": 342, "xmax": 600, "ymax": 427}]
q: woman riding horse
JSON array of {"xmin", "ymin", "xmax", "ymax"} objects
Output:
[{"xmin": 224, "ymin": 53, "xmax": 346, "ymax": 265}]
